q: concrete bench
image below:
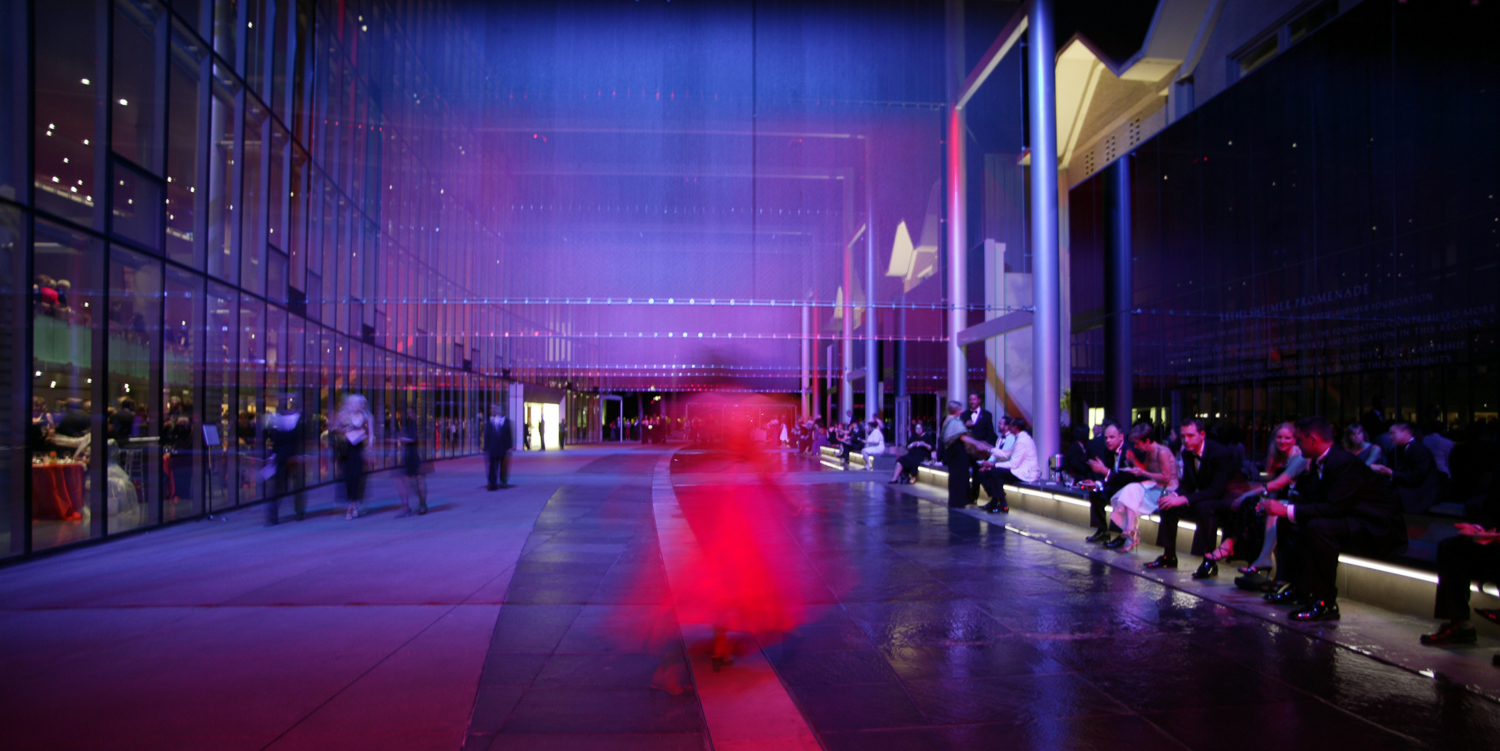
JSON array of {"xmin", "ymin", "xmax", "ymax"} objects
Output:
[{"xmin": 819, "ymin": 451, "xmax": 1500, "ymax": 628}]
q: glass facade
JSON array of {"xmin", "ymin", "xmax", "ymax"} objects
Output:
[
  {"xmin": 1068, "ymin": 0, "xmax": 1499, "ymax": 452},
  {"xmin": 3, "ymin": 0, "xmax": 508, "ymax": 559}
]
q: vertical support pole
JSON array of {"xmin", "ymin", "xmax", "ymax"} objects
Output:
[
  {"xmin": 945, "ymin": 0, "xmax": 968, "ymax": 412},
  {"xmin": 865, "ymin": 145, "xmax": 879, "ymax": 423},
  {"xmin": 1029, "ymin": 0, "xmax": 1062, "ymax": 461},
  {"xmin": 1104, "ymin": 156, "xmax": 1133, "ymax": 424},
  {"xmin": 801, "ymin": 304, "xmax": 811, "ymax": 420},
  {"xmin": 945, "ymin": 112, "xmax": 967, "ymax": 409},
  {"xmin": 841, "ymin": 240, "xmax": 854, "ymax": 424}
]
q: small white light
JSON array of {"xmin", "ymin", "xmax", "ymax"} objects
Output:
[
  {"xmin": 51, "ymin": 176, "xmax": 59, "ymax": 183},
  {"xmin": 50, "ymin": 381, "xmax": 57, "ymax": 388},
  {"xmin": 119, "ymin": 99, "xmax": 128, "ymax": 106},
  {"xmin": 62, "ymin": 158, "xmax": 68, "ymax": 163},
  {"xmin": 34, "ymin": 371, "xmax": 41, "ymax": 377},
  {"xmin": 82, "ymin": 139, "xmax": 89, "ymax": 145},
  {"xmin": 81, "ymin": 78, "xmax": 90, "ymax": 85}
]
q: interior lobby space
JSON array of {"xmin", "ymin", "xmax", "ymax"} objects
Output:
[{"xmin": 2, "ymin": 0, "xmax": 1498, "ymax": 748}]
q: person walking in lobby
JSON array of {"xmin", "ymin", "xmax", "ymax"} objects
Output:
[
  {"xmin": 484, "ymin": 406, "xmax": 514, "ymax": 490},
  {"xmin": 264, "ymin": 398, "xmax": 306, "ymax": 525},
  {"xmin": 332, "ymin": 395, "xmax": 372, "ymax": 520},
  {"xmin": 395, "ymin": 411, "xmax": 429, "ymax": 516}
]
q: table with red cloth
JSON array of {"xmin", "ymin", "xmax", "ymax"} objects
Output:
[{"xmin": 32, "ymin": 462, "xmax": 86, "ymax": 520}]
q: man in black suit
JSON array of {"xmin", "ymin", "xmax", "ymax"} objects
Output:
[
  {"xmin": 483, "ymin": 406, "xmax": 514, "ymax": 490},
  {"xmin": 1149, "ymin": 418, "xmax": 1240, "ymax": 578},
  {"xmin": 1084, "ymin": 419, "xmax": 1128, "ymax": 543},
  {"xmin": 964, "ymin": 394, "xmax": 997, "ymax": 502},
  {"xmin": 1420, "ymin": 471, "xmax": 1500, "ymax": 658},
  {"xmin": 1373, "ymin": 422, "xmax": 1440, "ymax": 514},
  {"xmin": 57, "ymin": 398, "xmax": 90, "ymax": 438},
  {"xmin": 1260, "ymin": 415, "xmax": 1407, "ymax": 622}
]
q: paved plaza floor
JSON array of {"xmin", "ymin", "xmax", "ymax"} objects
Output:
[{"xmin": 1, "ymin": 445, "xmax": 1497, "ymax": 750}]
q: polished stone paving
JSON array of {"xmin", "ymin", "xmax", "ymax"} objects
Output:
[{"xmin": 1, "ymin": 445, "xmax": 1497, "ymax": 749}]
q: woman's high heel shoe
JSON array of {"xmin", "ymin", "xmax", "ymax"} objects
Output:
[
  {"xmin": 1205, "ymin": 538, "xmax": 1235, "ymax": 562},
  {"xmin": 1121, "ymin": 529, "xmax": 1140, "ymax": 553},
  {"xmin": 1238, "ymin": 564, "xmax": 1269, "ymax": 575}
]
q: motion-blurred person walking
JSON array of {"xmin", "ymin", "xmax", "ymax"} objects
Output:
[
  {"xmin": 395, "ymin": 411, "xmax": 428, "ymax": 516},
  {"xmin": 333, "ymin": 394, "xmax": 372, "ymax": 519},
  {"xmin": 484, "ymin": 406, "xmax": 514, "ymax": 490},
  {"xmin": 264, "ymin": 396, "xmax": 306, "ymax": 525}
]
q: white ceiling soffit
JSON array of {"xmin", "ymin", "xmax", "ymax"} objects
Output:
[
  {"xmin": 1118, "ymin": 0, "xmax": 1218, "ymax": 81},
  {"xmin": 1054, "ymin": 0, "xmax": 1218, "ymax": 170}
]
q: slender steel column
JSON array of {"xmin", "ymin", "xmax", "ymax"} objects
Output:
[
  {"xmin": 865, "ymin": 149, "xmax": 879, "ymax": 423},
  {"xmin": 801, "ymin": 304, "xmax": 811, "ymax": 420},
  {"xmin": 1028, "ymin": 0, "xmax": 1061, "ymax": 461},
  {"xmin": 945, "ymin": 110, "xmax": 967, "ymax": 408},
  {"xmin": 1104, "ymin": 156, "xmax": 1133, "ymax": 424},
  {"xmin": 841, "ymin": 240, "xmax": 854, "ymax": 424},
  {"xmin": 945, "ymin": 0, "xmax": 967, "ymax": 409}
]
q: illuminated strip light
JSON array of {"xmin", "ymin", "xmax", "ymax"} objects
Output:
[
  {"xmin": 1340, "ymin": 555, "xmax": 1440, "ymax": 585},
  {"xmin": 819, "ymin": 460, "xmax": 845, "ymax": 470}
]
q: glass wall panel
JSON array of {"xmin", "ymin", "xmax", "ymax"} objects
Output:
[
  {"xmin": 245, "ymin": 0, "xmax": 270, "ymax": 99},
  {"xmin": 2, "ymin": 207, "xmax": 26, "ymax": 557},
  {"xmin": 204, "ymin": 282, "xmax": 236, "ymax": 510},
  {"xmin": 0, "ymin": 0, "xmax": 27, "ymax": 202},
  {"xmin": 106, "ymin": 245, "xmax": 162, "ymax": 532},
  {"xmin": 165, "ymin": 25, "xmax": 206, "ymax": 268},
  {"xmin": 240, "ymin": 99, "xmax": 266, "ymax": 296},
  {"xmin": 162, "ymin": 265, "xmax": 202, "ymax": 520},
  {"xmin": 213, "ymin": 0, "xmax": 238, "ymax": 69},
  {"xmin": 35, "ymin": 0, "xmax": 103, "ymax": 229},
  {"xmin": 111, "ymin": 158, "xmax": 163, "ymax": 250},
  {"xmin": 206, "ymin": 63, "xmax": 239, "ymax": 282},
  {"xmin": 173, "ymin": 0, "xmax": 207, "ymax": 37},
  {"xmin": 112, "ymin": 0, "xmax": 167, "ymax": 175},
  {"xmin": 237, "ymin": 295, "xmax": 264, "ymax": 501},
  {"xmin": 31, "ymin": 219, "xmax": 105, "ymax": 550}
]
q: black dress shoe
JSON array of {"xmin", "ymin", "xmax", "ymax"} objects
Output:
[
  {"xmin": 1192, "ymin": 560, "xmax": 1218, "ymax": 580},
  {"xmin": 987, "ymin": 504, "xmax": 1008, "ymax": 514},
  {"xmin": 1476, "ymin": 608, "xmax": 1500, "ymax": 626},
  {"xmin": 1234, "ymin": 571, "xmax": 1275, "ymax": 592},
  {"xmin": 1493, "ymin": 652, "xmax": 1499, "ymax": 667},
  {"xmin": 1102, "ymin": 536, "xmax": 1126, "ymax": 549},
  {"xmin": 1290, "ymin": 599, "xmax": 1341, "ymax": 622},
  {"xmin": 1144, "ymin": 555, "xmax": 1178, "ymax": 570},
  {"xmin": 1421, "ymin": 623, "xmax": 1478, "ymax": 645},
  {"xmin": 1085, "ymin": 529, "xmax": 1111, "ymax": 543},
  {"xmin": 1264, "ymin": 583, "xmax": 1308, "ymax": 606}
]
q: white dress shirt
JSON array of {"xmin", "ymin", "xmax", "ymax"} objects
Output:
[{"xmin": 990, "ymin": 431, "xmax": 1040, "ymax": 483}]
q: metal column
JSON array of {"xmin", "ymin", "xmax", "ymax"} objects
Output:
[
  {"xmin": 945, "ymin": 92, "xmax": 967, "ymax": 405},
  {"xmin": 1028, "ymin": 0, "xmax": 1061, "ymax": 460},
  {"xmin": 865, "ymin": 150, "xmax": 879, "ymax": 423},
  {"xmin": 841, "ymin": 241, "xmax": 854, "ymax": 424},
  {"xmin": 801, "ymin": 304, "xmax": 811, "ymax": 420},
  {"xmin": 1104, "ymin": 157, "xmax": 1133, "ymax": 424}
]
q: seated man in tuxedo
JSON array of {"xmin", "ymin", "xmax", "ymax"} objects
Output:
[
  {"xmin": 1084, "ymin": 419, "xmax": 1129, "ymax": 543},
  {"xmin": 1420, "ymin": 470, "xmax": 1500, "ymax": 662},
  {"xmin": 1372, "ymin": 422, "xmax": 1441, "ymax": 514},
  {"xmin": 1148, "ymin": 418, "xmax": 1240, "ymax": 578},
  {"xmin": 1260, "ymin": 416, "xmax": 1408, "ymax": 622}
]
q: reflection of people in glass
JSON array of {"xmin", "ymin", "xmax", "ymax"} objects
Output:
[{"xmin": 333, "ymin": 395, "xmax": 372, "ymax": 519}]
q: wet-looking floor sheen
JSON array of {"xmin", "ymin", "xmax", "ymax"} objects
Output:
[{"xmin": 0, "ymin": 446, "xmax": 1496, "ymax": 750}]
